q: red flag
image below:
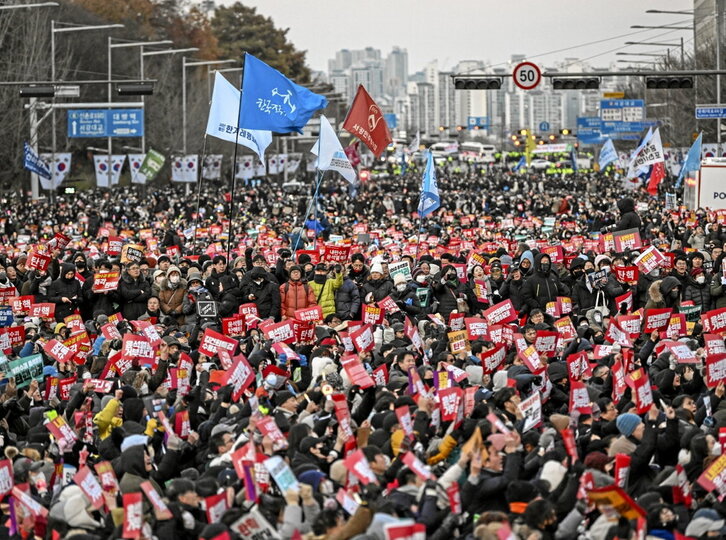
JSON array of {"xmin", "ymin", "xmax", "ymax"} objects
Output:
[
  {"xmin": 647, "ymin": 161, "xmax": 666, "ymax": 196},
  {"xmin": 343, "ymin": 85, "xmax": 392, "ymax": 158},
  {"xmin": 344, "ymin": 141, "xmax": 361, "ymax": 167}
]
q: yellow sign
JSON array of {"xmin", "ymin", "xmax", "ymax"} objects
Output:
[{"xmin": 603, "ymin": 92, "xmax": 625, "ymax": 98}]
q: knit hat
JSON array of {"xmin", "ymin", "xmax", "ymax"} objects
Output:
[
  {"xmin": 539, "ymin": 460, "xmax": 567, "ymax": 492},
  {"xmin": 616, "ymin": 413, "xmax": 642, "ymax": 437},
  {"xmin": 370, "ymin": 262, "xmax": 384, "ymax": 275},
  {"xmin": 274, "ymin": 390, "xmax": 294, "ymax": 407},
  {"xmin": 594, "ymin": 255, "xmax": 611, "ymax": 268},
  {"xmin": 685, "ymin": 509, "xmax": 726, "ymax": 538},
  {"xmin": 549, "ymin": 414, "xmax": 570, "ymax": 432},
  {"xmin": 393, "ymin": 273, "xmax": 407, "ymax": 286},
  {"xmin": 547, "ymin": 362, "xmax": 568, "ymax": 384},
  {"xmin": 492, "ymin": 371, "xmax": 508, "ymax": 392}
]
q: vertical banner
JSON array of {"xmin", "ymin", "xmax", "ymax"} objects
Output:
[
  {"xmin": 127, "ymin": 154, "xmax": 146, "ymax": 184},
  {"xmin": 39, "ymin": 153, "xmax": 72, "ymax": 190},
  {"xmin": 171, "ymin": 155, "xmax": 198, "ymax": 183},
  {"xmin": 202, "ymin": 154, "xmax": 223, "ymax": 180}
]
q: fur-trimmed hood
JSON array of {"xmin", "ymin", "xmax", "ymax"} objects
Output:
[{"xmin": 648, "ymin": 280, "xmax": 664, "ymax": 304}]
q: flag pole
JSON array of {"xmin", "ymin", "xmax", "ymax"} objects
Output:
[
  {"xmin": 226, "ymin": 54, "xmax": 245, "ymax": 265},
  {"xmin": 191, "ymin": 134, "xmax": 209, "ymax": 255}
]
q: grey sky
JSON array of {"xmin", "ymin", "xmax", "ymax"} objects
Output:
[{"xmin": 216, "ymin": 0, "xmax": 694, "ymax": 74}]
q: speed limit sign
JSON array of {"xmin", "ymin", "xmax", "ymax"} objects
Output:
[{"xmin": 513, "ymin": 61, "xmax": 541, "ymax": 90}]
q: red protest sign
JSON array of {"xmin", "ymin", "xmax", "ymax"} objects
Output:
[
  {"xmin": 706, "ymin": 354, "xmax": 726, "ymax": 388},
  {"xmin": 703, "ymin": 308, "xmax": 726, "ymax": 334},
  {"xmin": 106, "ymin": 236, "xmax": 123, "ymax": 256},
  {"xmin": 198, "ymin": 327, "xmax": 238, "ymax": 357},
  {"xmin": 341, "ymin": 354, "xmax": 375, "ymax": 389},
  {"xmin": 43, "ymin": 339, "xmax": 75, "ymax": 364},
  {"xmin": 438, "ymin": 387, "xmax": 463, "ymax": 422},
  {"xmin": 122, "ymin": 492, "xmax": 143, "ymax": 539},
  {"xmin": 343, "ymin": 448, "xmax": 379, "ymax": 485},
  {"xmin": 73, "ymin": 466, "xmax": 105, "ymax": 509},
  {"xmin": 567, "ymin": 351, "xmax": 592, "ymax": 381},
  {"xmin": 479, "ymin": 344, "xmax": 506, "ymax": 374},
  {"xmin": 222, "ymin": 314, "xmax": 246, "ymax": 337},
  {"xmin": 0, "ymin": 326, "xmax": 25, "ymax": 353},
  {"xmin": 350, "ymin": 323, "xmax": 375, "ymax": 352},
  {"xmin": 261, "ymin": 319, "xmax": 296, "ymax": 344},
  {"xmin": 615, "ymin": 290, "xmax": 633, "ymax": 312},
  {"xmin": 0, "ymin": 459, "xmax": 13, "ymax": 497},
  {"xmin": 294, "ymin": 305, "xmax": 323, "ymax": 324},
  {"xmin": 27, "ymin": 249, "xmax": 51, "ymax": 272},
  {"xmin": 377, "ymin": 295, "xmax": 400, "ymax": 314},
  {"xmin": 519, "ymin": 345, "xmax": 545, "ymax": 374},
  {"xmin": 465, "ymin": 317, "xmax": 488, "ymax": 341},
  {"xmin": 362, "ymin": 304, "xmax": 384, "ymax": 325},
  {"xmin": 92, "ymin": 271, "xmax": 120, "ymax": 293},
  {"xmin": 534, "ymin": 330, "xmax": 559, "ymax": 358},
  {"xmin": 29, "ymin": 302, "xmax": 55, "ymax": 319},
  {"xmin": 634, "ymin": 245, "xmax": 666, "ymax": 274},
  {"xmin": 483, "ymin": 299, "xmax": 517, "ymax": 326},
  {"xmin": 705, "ymin": 334, "xmax": 726, "ymax": 356},
  {"xmin": 613, "ymin": 229, "xmax": 642, "ymax": 252},
  {"xmin": 140, "ymin": 480, "xmax": 173, "ymax": 520},
  {"xmin": 395, "ymin": 406, "xmax": 415, "ymax": 440},
  {"xmin": 553, "ymin": 316, "xmax": 576, "ymax": 341},
  {"xmin": 448, "ymin": 312, "xmax": 465, "ymax": 331},
  {"xmin": 323, "ymin": 244, "xmax": 351, "ymax": 263},
  {"xmin": 11, "ymin": 295, "xmax": 33, "ymax": 314},
  {"xmin": 628, "ymin": 369, "xmax": 654, "ymax": 414},
  {"xmin": 401, "ymin": 451, "xmax": 435, "ymax": 481},
  {"xmin": 225, "ymin": 354, "xmax": 255, "ymax": 401},
  {"xmin": 121, "ymin": 334, "xmax": 155, "ymax": 364},
  {"xmin": 613, "ymin": 266, "xmax": 639, "ymax": 285},
  {"xmin": 643, "ymin": 308, "xmax": 673, "ymax": 333},
  {"xmin": 257, "ymin": 416, "xmax": 288, "ymax": 450},
  {"xmin": 569, "ymin": 380, "xmax": 592, "ymax": 414}
]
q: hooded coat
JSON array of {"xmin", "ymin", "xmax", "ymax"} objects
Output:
[
  {"xmin": 614, "ymin": 198, "xmax": 642, "ymax": 232},
  {"xmin": 644, "ymin": 277, "xmax": 681, "ymax": 312},
  {"xmin": 159, "ymin": 271, "xmax": 188, "ymax": 320},
  {"xmin": 521, "ymin": 254, "xmax": 569, "ymax": 313},
  {"xmin": 46, "ymin": 262, "xmax": 83, "ymax": 321},
  {"xmin": 118, "ymin": 270, "xmax": 152, "ymax": 321},
  {"xmin": 241, "ymin": 267, "xmax": 281, "ymax": 320}
]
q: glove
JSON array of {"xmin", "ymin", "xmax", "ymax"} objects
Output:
[{"xmin": 298, "ymin": 354, "xmax": 308, "ymax": 367}]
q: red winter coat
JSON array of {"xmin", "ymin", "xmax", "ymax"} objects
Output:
[{"xmin": 279, "ymin": 280, "xmax": 317, "ymax": 319}]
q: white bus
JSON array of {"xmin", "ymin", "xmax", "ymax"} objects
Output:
[{"xmin": 459, "ymin": 141, "xmax": 497, "ymax": 163}]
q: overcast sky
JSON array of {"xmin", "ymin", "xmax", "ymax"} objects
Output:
[{"xmin": 215, "ymin": 0, "xmax": 694, "ymax": 74}]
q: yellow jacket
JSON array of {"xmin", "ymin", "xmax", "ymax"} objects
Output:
[{"xmin": 93, "ymin": 398, "xmax": 123, "ymax": 440}]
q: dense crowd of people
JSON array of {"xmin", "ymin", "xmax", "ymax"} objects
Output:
[{"xmin": 0, "ymin": 162, "xmax": 725, "ymax": 540}]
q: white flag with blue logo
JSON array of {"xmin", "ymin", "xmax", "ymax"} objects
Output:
[
  {"xmin": 206, "ymin": 72, "xmax": 272, "ymax": 162},
  {"xmin": 310, "ymin": 115, "xmax": 356, "ymax": 184},
  {"xmin": 240, "ymin": 53, "xmax": 328, "ymax": 134},
  {"xmin": 598, "ymin": 138, "xmax": 618, "ymax": 170},
  {"xmin": 418, "ymin": 151, "xmax": 440, "ymax": 218}
]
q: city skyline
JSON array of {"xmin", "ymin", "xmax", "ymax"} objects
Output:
[{"xmin": 218, "ymin": 0, "xmax": 693, "ymax": 75}]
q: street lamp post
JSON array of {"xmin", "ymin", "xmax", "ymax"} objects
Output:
[{"xmin": 49, "ymin": 21, "xmax": 123, "ymax": 199}]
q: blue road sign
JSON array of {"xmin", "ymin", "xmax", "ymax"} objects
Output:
[
  {"xmin": 539, "ymin": 121, "xmax": 550, "ymax": 132},
  {"xmin": 695, "ymin": 106, "xmax": 726, "ymax": 119},
  {"xmin": 67, "ymin": 109, "xmax": 144, "ymax": 138},
  {"xmin": 467, "ymin": 116, "xmax": 490, "ymax": 130},
  {"xmin": 383, "ymin": 113, "xmax": 397, "ymax": 129}
]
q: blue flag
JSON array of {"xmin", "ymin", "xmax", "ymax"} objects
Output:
[
  {"xmin": 513, "ymin": 155, "xmax": 526, "ymax": 172},
  {"xmin": 239, "ymin": 53, "xmax": 328, "ymax": 134},
  {"xmin": 418, "ymin": 151, "xmax": 440, "ymax": 218},
  {"xmin": 570, "ymin": 146, "xmax": 578, "ymax": 172},
  {"xmin": 23, "ymin": 142, "xmax": 51, "ymax": 179},
  {"xmin": 598, "ymin": 138, "xmax": 618, "ymax": 170},
  {"xmin": 676, "ymin": 133, "xmax": 702, "ymax": 188}
]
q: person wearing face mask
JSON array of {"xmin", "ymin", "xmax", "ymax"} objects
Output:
[
  {"xmin": 242, "ymin": 267, "xmax": 281, "ymax": 321},
  {"xmin": 47, "ymin": 262, "xmax": 83, "ymax": 322},
  {"xmin": 390, "ymin": 273, "xmax": 422, "ymax": 321},
  {"xmin": 499, "ymin": 264, "xmax": 526, "ymax": 312},
  {"xmin": 151, "ymin": 269, "xmax": 166, "ymax": 297},
  {"xmin": 73, "ymin": 252, "xmax": 93, "ymax": 281},
  {"xmin": 347, "ymin": 253, "xmax": 370, "ymax": 286},
  {"xmin": 360, "ymin": 262, "xmax": 393, "ymax": 305},
  {"xmin": 637, "ymin": 266, "xmax": 662, "ymax": 310},
  {"xmin": 645, "ymin": 275, "xmax": 682, "ymax": 312},
  {"xmin": 431, "ymin": 264, "xmax": 467, "ymax": 320},
  {"xmin": 521, "ymin": 253, "xmax": 569, "ymax": 315},
  {"xmin": 684, "ymin": 267, "xmax": 712, "ymax": 310},
  {"xmin": 159, "ymin": 266, "xmax": 188, "ymax": 324}
]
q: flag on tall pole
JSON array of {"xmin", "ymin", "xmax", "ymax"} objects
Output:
[
  {"xmin": 239, "ymin": 53, "xmax": 328, "ymax": 134},
  {"xmin": 23, "ymin": 142, "xmax": 51, "ymax": 179},
  {"xmin": 626, "ymin": 127, "xmax": 655, "ymax": 178},
  {"xmin": 676, "ymin": 133, "xmax": 703, "ymax": 188},
  {"xmin": 206, "ymin": 72, "xmax": 272, "ymax": 161},
  {"xmin": 343, "ymin": 85, "xmax": 392, "ymax": 158},
  {"xmin": 310, "ymin": 115, "xmax": 357, "ymax": 184},
  {"xmin": 598, "ymin": 138, "xmax": 618, "ymax": 170},
  {"xmin": 418, "ymin": 151, "xmax": 440, "ymax": 218}
]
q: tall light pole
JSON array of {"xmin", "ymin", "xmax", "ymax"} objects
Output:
[
  {"xmin": 51, "ymin": 21, "xmax": 123, "ymax": 196},
  {"xmin": 181, "ymin": 58, "xmax": 236, "ymax": 154},
  {"xmin": 0, "ymin": 2, "xmax": 58, "ymax": 10},
  {"xmin": 107, "ymin": 39, "xmax": 173, "ymax": 158}
]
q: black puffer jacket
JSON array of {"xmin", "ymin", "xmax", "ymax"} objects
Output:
[
  {"xmin": 117, "ymin": 271, "xmax": 152, "ymax": 321},
  {"xmin": 46, "ymin": 263, "xmax": 83, "ymax": 321},
  {"xmin": 614, "ymin": 197, "xmax": 642, "ymax": 232},
  {"xmin": 241, "ymin": 267, "xmax": 280, "ymax": 320},
  {"xmin": 431, "ymin": 265, "xmax": 465, "ymax": 319},
  {"xmin": 520, "ymin": 254, "xmax": 570, "ymax": 313}
]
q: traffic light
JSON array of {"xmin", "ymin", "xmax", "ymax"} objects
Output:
[
  {"xmin": 560, "ymin": 128, "xmax": 571, "ymax": 135},
  {"xmin": 551, "ymin": 77, "xmax": 600, "ymax": 90},
  {"xmin": 548, "ymin": 134, "xmax": 556, "ymax": 141},
  {"xmin": 116, "ymin": 82, "xmax": 154, "ymax": 96},
  {"xmin": 19, "ymin": 86, "xmax": 55, "ymax": 98},
  {"xmin": 453, "ymin": 76, "xmax": 503, "ymax": 90},
  {"xmin": 645, "ymin": 76, "xmax": 694, "ymax": 89}
]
